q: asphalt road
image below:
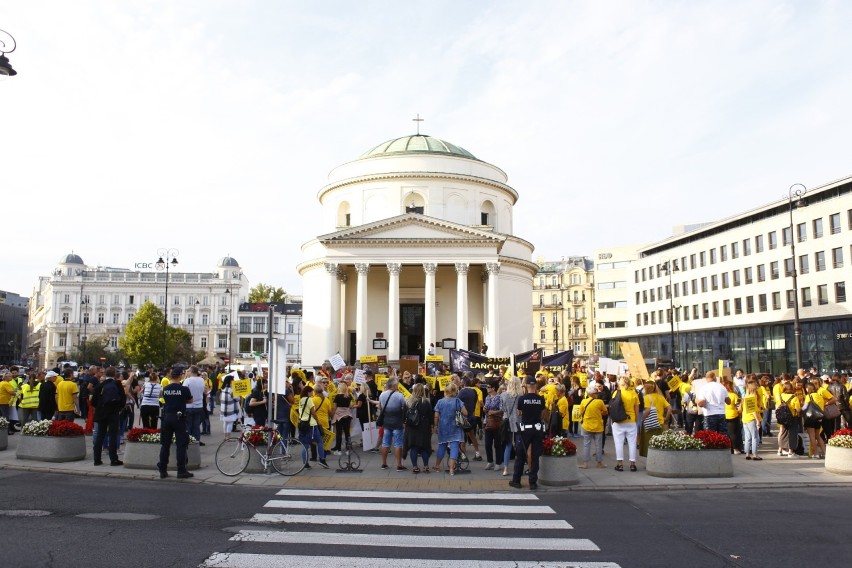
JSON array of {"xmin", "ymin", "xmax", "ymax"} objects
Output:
[{"xmin": 1, "ymin": 471, "xmax": 849, "ymax": 568}]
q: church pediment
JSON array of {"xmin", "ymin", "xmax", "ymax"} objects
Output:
[{"xmin": 318, "ymin": 214, "xmax": 506, "ymax": 248}]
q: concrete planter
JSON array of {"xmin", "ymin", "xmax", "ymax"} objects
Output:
[
  {"xmin": 0, "ymin": 429, "xmax": 7, "ymax": 451},
  {"xmin": 244, "ymin": 446, "xmax": 269, "ymax": 473},
  {"xmin": 16, "ymin": 435, "xmax": 87, "ymax": 463},
  {"xmin": 123, "ymin": 442, "xmax": 201, "ymax": 471},
  {"xmin": 825, "ymin": 445, "xmax": 852, "ymax": 475},
  {"xmin": 539, "ymin": 455, "xmax": 579, "ymax": 486},
  {"xmin": 647, "ymin": 448, "xmax": 733, "ymax": 478}
]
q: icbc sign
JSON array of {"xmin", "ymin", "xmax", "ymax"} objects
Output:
[{"xmin": 134, "ymin": 262, "xmax": 155, "ymax": 270}]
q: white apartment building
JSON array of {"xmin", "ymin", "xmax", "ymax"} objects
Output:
[
  {"xmin": 591, "ymin": 245, "xmax": 643, "ymax": 358},
  {"xmin": 603, "ymin": 175, "xmax": 852, "ymax": 374},
  {"xmin": 28, "ymin": 253, "xmax": 249, "ymax": 369},
  {"xmin": 236, "ymin": 301, "xmax": 303, "ymax": 365}
]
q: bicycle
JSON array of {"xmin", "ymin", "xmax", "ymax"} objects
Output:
[
  {"xmin": 337, "ymin": 439, "xmax": 362, "ymax": 472},
  {"xmin": 215, "ymin": 426, "xmax": 307, "ymax": 476}
]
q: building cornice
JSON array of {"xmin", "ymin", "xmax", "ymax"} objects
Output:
[{"xmin": 318, "ymin": 171, "xmax": 519, "ymax": 204}]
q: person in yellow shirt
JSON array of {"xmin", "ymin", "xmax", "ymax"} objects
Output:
[
  {"xmin": 741, "ymin": 379, "xmax": 764, "ymax": 460},
  {"xmin": 722, "ymin": 377, "xmax": 743, "ymax": 455},
  {"xmin": 55, "ymin": 375, "xmax": 79, "ymax": 422},
  {"xmin": 639, "ymin": 381, "xmax": 671, "ymax": 457},
  {"xmin": 612, "ymin": 376, "xmax": 640, "ymax": 472},
  {"xmin": 578, "ymin": 384, "xmax": 608, "ymax": 469},
  {"xmin": 553, "ymin": 384, "xmax": 570, "ymax": 437},
  {"xmin": 815, "ymin": 376, "xmax": 839, "ymax": 439},
  {"xmin": 0, "ymin": 372, "xmax": 19, "ymax": 433},
  {"xmin": 803, "ymin": 381, "xmax": 828, "ymax": 458},
  {"xmin": 776, "ymin": 382, "xmax": 802, "ymax": 457},
  {"xmin": 312, "ymin": 383, "xmax": 333, "ymax": 455}
]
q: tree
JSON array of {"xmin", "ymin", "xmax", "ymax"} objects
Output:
[
  {"xmin": 71, "ymin": 335, "xmax": 124, "ymax": 367},
  {"xmin": 248, "ymin": 283, "xmax": 288, "ymax": 303},
  {"xmin": 120, "ymin": 301, "xmax": 188, "ymax": 368}
]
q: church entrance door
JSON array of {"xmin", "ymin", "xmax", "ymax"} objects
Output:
[{"xmin": 399, "ymin": 304, "xmax": 424, "ymax": 359}]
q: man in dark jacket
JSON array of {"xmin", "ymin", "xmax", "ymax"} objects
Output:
[
  {"xmin": 91, "ymin": 367, "xmax": 124, "ymax": 466},
  {"xmin": 38, "ymin": 371, "xmax": 59, "ymax": 421}
]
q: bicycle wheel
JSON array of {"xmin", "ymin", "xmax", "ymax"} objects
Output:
[
  {"xmin": 338, "ymin": 447, "xmax": 361, "ymax": 470},
  {"xmin": 215, "ymin": 438, "xmax": 250, "ymax": 476},
  {"xmin": 457, "ymin": 451, "xmax": 470, "ymax": 471},
  {"xmin": 270, "ymin": 437, "xmax": 307, "ymax": 476}
]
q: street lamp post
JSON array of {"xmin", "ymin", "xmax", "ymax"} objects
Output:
[
  {"xmin": 661, "ymin": 259, "xmax": 679, "ymax": 367},
  {"xmin": 0, "ymin": 29, "xmax": 17, "ymax": 78},
  {"xmin": 155, "ymin": 249, "xmax": 179, "ymax": 367},
  {"xmin": 192, "ymin": 299, "xmax": 199, "ymax": 364},
  {"xmin": 81, "ymin": 298, "xmax": 89, "ymax": 365},
  {"xmin": 787, "ymin": 184, "xmax": 807, "ymax": 370},
  {"xmin": 225, "ymin": 288, "xmax": 232, "ymax": 371}
]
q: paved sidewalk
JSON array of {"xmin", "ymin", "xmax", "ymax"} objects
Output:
[{"xmin": 0, "ymin": 428, "xmax": 844, "ymax": 492}]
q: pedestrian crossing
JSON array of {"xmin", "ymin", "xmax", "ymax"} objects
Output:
[{"xmin": 199, "ymin": 489, "xmax": 620, "ymax": 568}]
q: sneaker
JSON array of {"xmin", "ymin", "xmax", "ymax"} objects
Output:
[
  {"xmin": 303, "ymin": 463, "xmax": 312, "ymax": 469},
  {"xmin": 176, "ymin": 471, "xmax": 194, "ymax": 479},
  {"xmin": 110, "ymin": 460, "xmax": 124, "ymax": 466},
  {"xmin": 369, "ymin": 447, "xmax": 381, "ymax": 453},
  {"xmin": 508, "ymin": 481, "xmax": 522, "ymax": 489},
  {"xmin": 473, "ymin": 453, "xmax": 483, "ymax": 461},
  {"xmin": 93, "ymin": 460, "xmax": 103, "ymax": 466},
  {"xmin": 333, "ymin": 451, "xmax": 341, "ymax": 456},
  {"xmin": 318, "ymin": 459, "xmax": 330, "ymax": 469},
  {"xmin": 380, "ymin": 464, "xmax": 389, "ymax": 470},
  {"xmin": 485, "ymin": 463, "xmax": 494, "ymax": 470},
  {"xmin": 529, "ymin": 483, "xmax": 538, "ymax": 491},
  {"xmin": 787, "ymin": 453, "xmax": 799, "ymax": 459},
  {"xmin": 159, "ymin": 470, "xmax": 168, "ymax": 479}
]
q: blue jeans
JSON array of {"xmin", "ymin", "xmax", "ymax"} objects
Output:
[
  {"xmin": 703, "ymin": 414, "xmax": 728, "ymax": 436},
  {"xmin": 743, "ymin": 420, "xmax": 759, "ymax": 455},
  {"xmin": 299, "ymin": 425, "xmax": 325, "ymax": 462},
  {"xmin": 185, "ymin": 408, "xmax": 204, "ymax": 443},
  {"xmin": 409, "ymin": 447, "xmax": 431, "ymax": 468},
  {"xmin": 761, "ymin": 407, "xmax": 773, "ymax": 435},
  {"xmin": 436, "ymin": 440, "xmax": 460, "ymax": 463}
]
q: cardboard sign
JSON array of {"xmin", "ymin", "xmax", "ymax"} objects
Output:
[
  {"xmin": 667, "ymin": 375, "xmax": 682, "ymax": 392},
  {"xmin": 399, "ymin": 358, "xmax": 419, "ymax": 376},
  {"xmin": 353, "ymin": 369, "xmax": 367, "ymax": 385},
  {"xmin": 398, "ymin": 383, "xmax": 411, "ymax": 399},
  {"xmin": 329, "ymin": 353, "xmax": 346, "ymax": 371},
  {"xmin": 425, "ymin": 355, "xmax": 444, "ymax": 362},
  {"xmin": 375, "ymin": 374, "xmax": 388, "ymax": 391},
  {"xmin": 618, "ymin": 342, "xmax": 650, "ymax": 382},
  {"xmin": 572, "ymin": 405, "xmax": 584, "ymax": 422},
  {"xmin": 438, "ymin": 375, "xmax": 452, "ymax": 391},
  {"xmin": 232, "ymin": 379, "xmax": 251, "ymax": 397}
]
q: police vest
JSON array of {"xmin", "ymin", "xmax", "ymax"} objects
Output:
[{"xmin": 20, "ymin": 383, "xmax": 41, "ymax": 408}]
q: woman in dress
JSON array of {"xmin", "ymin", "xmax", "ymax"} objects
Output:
[
  {"xmin": 433, "ymin": 383, "xmax": 467, "ymax": 475},
  {"xmin": 219, "ymin": 375, "xmax": 243, "ymax": 440},
  {"xmin": 404, "ymin": 383, "xmax": 433, "ymax": 473}
]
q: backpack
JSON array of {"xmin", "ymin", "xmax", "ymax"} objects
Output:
[
  {"xmin": 608, "ymin": 391, "xmax": 628, "ymax": 423},
  {"xmin": 775, "ymin": 395, "xmax": 796, "ymax": 427},
  {"xmin": 405, "ymin": 401, "xmax": 421, "ymax": 427},
  {"xmin": 549, "ymin": 405, "xmax": 563, "ymax": 433}
]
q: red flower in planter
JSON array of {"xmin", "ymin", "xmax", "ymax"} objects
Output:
[
  {"xmin": 693, "ymin": 430, "xmax": 732, "ymax": 449},
  {"xmin": 47, "ymin": 420, "xmax": 85, "ymax": 437},
  {"xmin": 543, "ymin": 436, "xmax": 577, "ymax": 456},
  {"xmin": 127, "ymin": 428, "xmax": 160, "ymax": 442},
  {"xmin": 245, "ymin": 425, "xmax": 269, "ymax": 446},
  {"xmin": 830, "ymin": 428, "xmax": 852, "ymax": 440}
]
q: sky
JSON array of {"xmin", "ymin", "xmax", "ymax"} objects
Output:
[{"xmin": 3, "ymin": 1, "xmax": 852, "ymax": 299}]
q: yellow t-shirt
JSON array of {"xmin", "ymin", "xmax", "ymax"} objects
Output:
[
  {"xmin": 740, "ymin": 394, "xmax": 763, "ymax": 423},
  {"xmin": 313, "ymin": 394, "xmax": 331, "ymax": 428},
  {"xmin": 725, "ymin": 391, "xmax": 741, "ymax": 420},
  {"xmin": 557, "ymin": 396, "xmax": 570, "ymax": 431},
  {"xmin": 617, "ymin": 388, "xmax": 640, "ymax": 423},
  {"xmin": 580, "ymin": 398, "xmax": 607, "ymax": 432},
  {"xmin": 778, "ymin": 393, "xmax": 801, "ymax": 416},
  {"xmin": 474, "ymin": 387, "xmax": 483, "ymax": 418},
  {"xmin": 807, "ymin": 391, "xmax": 828, "ymax": 410},
  {"xmin": 56, "ymin": 380, "xmax": 79, "ymax": 412},
  {"xmin": 299, "ymin": 395, "xmax": 317, "ymax": 427},
  {"xmin": 817, "ymin": 386, "xmax": 834, "ymax": 406},
  {"xmin": 540, "ymin": 383, "xmax": 558, "ymax": 410},
  {"xmin": 772, "ymin": 382, "xmax": 784, "ymax": 406},
  {"xmin": 647, "ymin": 392, "xmax": 670, "ymax": 425},
  {"xmin": 0, "ymin": 381, "xmax": 16, "ymax": 405}
]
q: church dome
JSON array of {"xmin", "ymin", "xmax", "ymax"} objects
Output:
[
  {"xmin": 59, "ymin": 253, "xmax": 84, "ymax": 265},
  {"xmin": 359, "ymin": 134, "xmax": 478, "ymax": 161},
  {"xmin": 218, "ymin": 256, "xmax": 240, "ymax": 267}
]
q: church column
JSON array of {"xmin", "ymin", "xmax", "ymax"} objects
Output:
[
  {"xmin": 481, "ymin": 270, "xmax": 489, "ymax": 351},
  {"xmin": 338, "ymin": 271, "xmax": 348, "ymax": 356},
  {"xmin": 486, "ymin": 262, "xmax": 500, "ymax": 354},
  {"xmin": 423, "ymin": 263, "xmax": 437, "ymax": 358},
  {"xmin": 355, "ymin": 263, "xmax": 369, "ymax": 359},
  {"xmin": 387, "ymin": 263, "xmax": 401, "ymax": 362},
  {"xmin": 455, "ymin": 263, "xmax": 469, "ymax": 352},
  {"xmin": 324, "ymin": 263, "xmax": 340, "ymax": 355}
]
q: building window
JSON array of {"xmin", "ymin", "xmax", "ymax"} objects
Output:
[
  {"xmin": 83, "ymin": 312, "xmax": 90, "ymax": 324},
  {"xmin": 540, "ymin": 313, "xmax": 546, "ymax": 325},
  {"xmin": 643, "ymin": 313, "xmax": 649, "ymax": 326},
  {"xmin": 172, "ymin": 314, "xmax": 179, "ymax": 325},
  {"xmin": 220, "ymin": 314, "xmax": 228, "ymax": 325},
  {"xmin": 636, "ymin": 314, "xmax": 642, "ymax": 327},
  {"xmin": 642, "ymin": 268, "xmax": 647, "ymax": 281},
  {"xmin": 797, "ymin": 222, "xmax": 807, "ymax": 242},
  {"xmin": 700, "ymin": 252, "xmax": 707, "ymax": 267},
  {"xmin": 757, "ymin": 265, "xmax": 765, "ymax": 282},
  {"xmin": 801, "ymin": 287, "xmax": 812, "ymax": 307},
  {"xmin": 734, "ymin": 298, "xmax": 742, "ymax": 315},
  {"xmin": 818, "ymin": 284, "xmax": 828, "ymax": 305},
  {"xmin": 816, "ymin": 251, "xmax": 826, "ymax": 271},
  {"xmin": 799, "ymin": 255, "xmax": 809, "ymax": 275},
  {"xmin": 97, "ymin": 313, "xmax": 104, "ymax": 324},
  {"xmin": 758, "ymin": 294, "xmax": 767, "ymax": 312},
  {"xmin": 127, "ymin": 312, "xmax": 134, "ymax": 323},
  {"xmin": 770, "ymin": 261, "xmax": 779, "ymax": 279},
  {"xmin": 746, "ymin": 296, "xmax": 754, "ymax": 313},
  {"xmin": 813, "ymin": 218, "xmax": 823, "ymax": 238},
  {"xmin": 693, "ymin": 305, "xmax": 700, "ymax": 319},
  {"xmin": 731, "ymin": 242, "xmax": 739, "ymax": 259},
  {"xmin": 217, "ymin": 334, "xmax": 227, "ymax": 349},
  {"xmin": 108, "ymin": 336, "xmax": 117, "ymax": 349},
  {"xmin": 552, "ymin": 294, "xmax": 558, "ymax": 305},
  {"xmin": 711, "ymin": 275, "xmax": 718, "ymax": 290},
  {"xmin": 128, "ymin": 294, "xmax": 134, "ymax": 305},
  {"xmin": 712, "ymin": 301, "xmax": 719, "ymax": 317},
  {"xmin": 786, "ymin": 290, "xmax": 795, "ymax": 309},
  {"xmin": 710, "ymin": 249, "xmax": 717, "ymax": 264},
  {"xmin": 634, "ymin": 270, "xmax": 640, "ymax": 284},
  {"xmin": 723, "ymin": 300, "xmax": 730, "ymax": 316},
  {"xmin": 720, "ymin": 245, "xmax": 728, "ymax": 261},
  {"xmin": 187, "ymin": 314, "xmax": 194, "ymax": 325},
  {"xmin": 784, "ymin": 259, "xmax": 794, "ymax": 277},
  {"xmin": 772, "ymin": 292, "xmax": 781, "ymax": 310},
  {"xmin": 683, "ymin": 307, "xmax": 690, "ymax": 321},
  {"xmin": 553, "ymin": 312, "xmax": 558, "ymax": 325},
  {"xmin": 201, "ymin": 314, "xmax": 209, "ymax": 325},
  {"xmin": 112, "ymin": 313, "xmax": 119, "ymax": 324},
  {"xmin": 540, "ymin": 330, "xmax": 546, "ymax": 341},
  {"xmin": 733, "ymin": 270, "xmax": 741, "ymax": 287},
  {"xmin": 722, "ymin": 273, "xmax": 730, "ymax": 288},
  {"xmin": 702, "ymin": 303, "xmax": 710, "ymax": 318},
  {"xmin": 701, "ymin": 278, "xmax": 708, "ymax": 293},
  {"xmin": 837, "ymin": 282, "xmax": 847, "ymax": 303},
  {"xmin": 832, "ymin": 247, "xmax": 843, "ymax": 268},
  {"xmin": 830, "ymin": 213, "xmax": 841, "ymax": 234},
  {"xmin": 782, "ymin": 227, "xmax": 792, "ymax": 246},
  {"xmin": 743, "ymin": 238, "xmax": 751, "ymax": 256},
  {"xmin": 682, "ymin": 282, "xmax": 688, "ymax": 296},
  {"xmin": 158, "ymin": 295, "xmax": 165, "ymax": 305},
  {"xmin": 744, "ymin": 267, "xmax": 753, "ymax": 285},
  {"xmin": 690, "ymin": 254, "xmax": 697, "ymax": 269},
  {"xmin": 61, "ymin": 312, "xmax": 69, "ymax": 324},
  {"xmin": 200, "ymin": 337, "xmax": 208, "ymax": 348},
  {"xmin": 650, "ymin": 289, "xmax": 656, "ymax": 302},
  {"xmin": 755, "ymin": 234, "xmax": 764, "ymax": 253},
  {"xmin": 768, "ymin": 231, "xmax": 777, "ymax": 250}
]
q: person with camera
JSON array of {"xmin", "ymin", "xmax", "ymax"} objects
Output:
[{"xmin": 158, "ymin": 367, "xmax": 194, "ymax": 479}]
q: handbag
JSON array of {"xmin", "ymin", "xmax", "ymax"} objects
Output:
[
  {"xmin": 823, "ymin": 402, "xmax": 841, "ymax": 421},
  {"xmin": 643, "ymin": 405, "xmax": 661, "ymax": 430},
  {"xmin": 485, "ymin": 412, "xmax": 503, "ymax": 432},
  {"xmin": 802, "ymin": 395, "xmax": 825, "ymax": 426},
  {"xmin": 298, "ymin": 398, "xmax": 311, "ymax": 435},
  {"xmin": 454, "ymin": 399, "xmax": 472, "ymax": 431},
  {"xmin": 608, "ymin": 390, "xmax": 628, "ymax": 423},
  {"xmin": 775, "ymin": 395, "xmax": 796, "ymax": 427},
  {"xmin": 375, "ymin": 396, "xmax": 387, "ymax": 428}
]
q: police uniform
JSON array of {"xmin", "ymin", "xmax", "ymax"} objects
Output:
[
  {"xmin": 511, "ymin": 385, "xmax": 546, "ymax": 490},
  {"xmin": 158, "ymin": 378, "xmax": 193, "ymax": 478}
]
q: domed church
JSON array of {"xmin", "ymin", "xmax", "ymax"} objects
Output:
[{"xmin": 298, "ymin": 133, "xmax": 536, "ymax": 365}]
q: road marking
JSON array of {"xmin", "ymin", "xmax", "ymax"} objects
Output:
[
  {"xmin": 250, "ymin": 513, "xmax": 572, "ymax": 529},
  {"xmin": 231, "ymin": 530, "xmax": 599, "ymax": 551},
  {"xmin": 263, "ymin": 500, "xmax": 553, "ymax": 514},
  {"xmin": 274, "ymin": 489, "xmax": 539, "ymax": 500},
  {"xmin": 201, "ymin": 553, "xmax": 620, "ymax": 568},
  {"xmin": 76, "ymin": 513, "xmax": 160, "ymax": 521},
  {"xmin": 0, "ymin": 510, "xmax": 52, "ymax": 517}
]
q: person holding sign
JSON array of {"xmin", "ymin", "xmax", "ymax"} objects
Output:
[{"xmin": 741, "ymin": 378, "xmax": 763, "ymax": 460}]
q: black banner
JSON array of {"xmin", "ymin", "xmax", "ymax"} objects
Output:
[
  {"xmin": 541, "ymin": 350, "xmax": 574, "ymax": 374},
  {"xmin": 449, "ymin": 348, "xmax": 549, "ymax": 375}
]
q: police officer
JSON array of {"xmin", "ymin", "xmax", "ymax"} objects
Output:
[
  {"xmin": 158, "ymin": 367, "xmax": 194, "ymax": 479},
  {"xmin": 510, "ymin": 376, "xmax": 546, "ymax": 491}
]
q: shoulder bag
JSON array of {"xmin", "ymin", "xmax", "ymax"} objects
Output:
[
  {"xmin": 608, "ymin": 390, "xmax": 628, "ymax": 423},
  {"xmin": 802, "ymin": 395, "xmax": 825, "ymax": 427},
  {"xmin": 454, "ymin": 399, "xmax": 472, "ymax": 431}
]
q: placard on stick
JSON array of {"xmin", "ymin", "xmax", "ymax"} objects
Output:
[{"xmin": 618, "ymin": 342, "xmax": 650, "ymax": 382}]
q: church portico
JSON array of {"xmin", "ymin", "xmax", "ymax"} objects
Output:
[{"xmin": 299, "ymin": 133, "xmax": 536, "ymax": 366}]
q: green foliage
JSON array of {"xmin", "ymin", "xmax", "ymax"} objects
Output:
[
  {"xmin": 119, "ymin": 302, "xmax": 170, "ymax": 367},
  {"xmin": 248, "ymin": 283, "xmax": 288, "ymax": 303}
]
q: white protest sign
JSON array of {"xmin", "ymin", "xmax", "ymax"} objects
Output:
[
  {"xmin": 353, "ymin": 369, "xmax": 367, "ymax": 385},
  {"xmin": 329, "ymin": 353, "xmax": 346, "ymax": 371}
]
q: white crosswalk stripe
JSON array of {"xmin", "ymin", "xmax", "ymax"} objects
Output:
[{"xmin": 199, "ymin": 489, "xmax": 620, "ymax": 568}]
